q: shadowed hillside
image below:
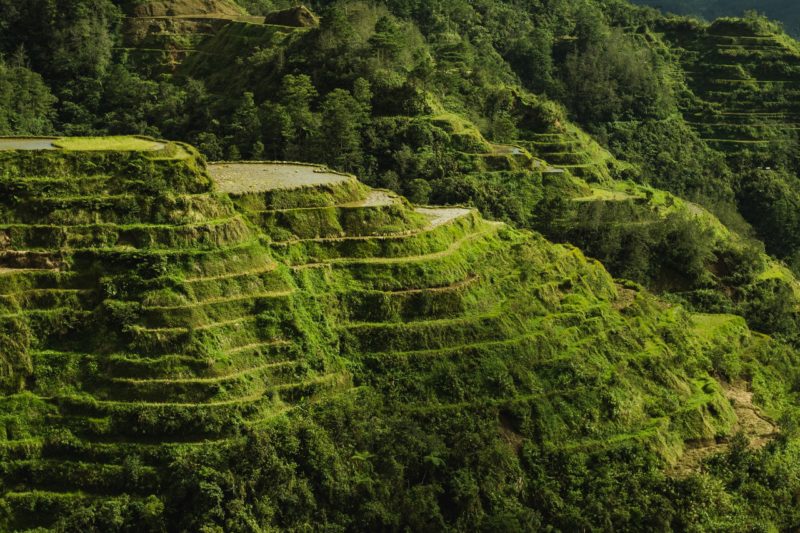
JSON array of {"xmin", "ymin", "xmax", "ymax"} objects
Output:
[{"xmin": 632, "ymin": 0, "xmax": 800, "ymax": 36}]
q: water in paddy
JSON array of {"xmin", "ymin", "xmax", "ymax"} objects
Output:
[{"xmin": 0, "ymin": 138, "xmax": 57, "ymax": 150}]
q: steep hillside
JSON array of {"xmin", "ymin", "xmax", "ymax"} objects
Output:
[
  {"xmin": 0, "ymin": 137, "xmax": 795, "ymax": 530},
  {"xmin": 6, "ymin": 2, "xmax": 800, "ymax": 527},
  {"xmin": 0, "ymin": 139, "xmax": 348, "ymax": 529},
  {"xmin": 621, "ymin": 14, "xmax": 800, "ymax": 266},
  {"xmin": 118, "ymin": 0, "xmax": 264, "ymax": 72},
  {"xmin": 632, "ymin": 0, "xmax": 800, "ymax": 36},
  {"xmin": 660, "ymin": 17, "xmax": 800, "ymax": 156}
]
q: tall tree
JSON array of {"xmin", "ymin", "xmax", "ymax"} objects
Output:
[
  {"xmin": 0, "ymin": 56, "xmax": 56, "ymax": 135},
  {"xmin": 318, "ymin": 86, "xmax": 370, "ymax": 172},
  {"xmin": 277, "ymin": 74, "xmax": 319, "ymax": 160}
]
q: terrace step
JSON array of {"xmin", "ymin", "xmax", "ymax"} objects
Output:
[
  {"xmin": 272, "ymin": 209, "xmax": 478, "ymax": 264},
  {"xmin": 0, "ymin": 216, "xmax": 253, "ymax": 250},
  {"xmin": 95, "ymin": 361, "xmax": 303, "ymax": 403},
  {"xmin": 109, "ymin": 360, "xmax": 297, "ymax": 385},
  {"xmin": 138, "ymin": 289, "xmax": 295, "ymax": 328},
  {"xmin": 292, "ymin": 220, "xmax": 503, "ymax": 270},
  {"xmin": 4, "ymin": 458, "xmax": 160, "ymax": 495},
  {"xmin": 270, "ymin": 206, "xmax": 473, "ymax": 245},
  {"xmin": 337, "ymin": 275, "xmax": 482, "ymax": 322},
  {"xmin": 42, "ymin": 373, "xmax": 349, "ymax": 438},
  {"xmin": 342, "ymin": 311, "xmax": 516, "ymax": 354},
  {"xmin": 0, "ymin": 288, "xmax": 95, "ymax": 314},
  {"xmin": 102, "ymin": 340, "xmax": 296, "ymax": 379},
  {"xmin": 126, "ymin": 315, "xmax": 286, "ymax": 355},
  {"xmin": 243, "ymin": 189, "xmax": 426, "ymax": 240}
]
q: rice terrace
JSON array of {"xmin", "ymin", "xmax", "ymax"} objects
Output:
[{"xmin": 4, "ymin": 0, "xmax": 800, "ymax": 530}]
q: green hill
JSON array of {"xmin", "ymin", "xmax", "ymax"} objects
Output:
[
  {"xmin": 5, "ymin": 0, "xmax": 800, "ymax": 528},
  {"xmin": 0, "ymin": 137, "xmax": 797, "ymax": 530}
]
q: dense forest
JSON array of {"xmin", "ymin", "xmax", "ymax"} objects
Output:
[{"xmin": 3, "ymin": 0, "xmax": 800, "ymax": 530}]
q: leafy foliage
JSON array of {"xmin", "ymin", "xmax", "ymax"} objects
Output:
[{"xmin": 3, "ymin": 0, "xmax": 800, "ymax": 530}]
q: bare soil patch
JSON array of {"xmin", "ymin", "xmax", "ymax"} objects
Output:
[{"xmin": 671, "ymin": 381, "xmax": 778, "ymax": 476}]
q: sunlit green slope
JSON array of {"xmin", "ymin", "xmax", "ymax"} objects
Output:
[{"xmin": 0, "ymin": 138, "xmax": 790, "ymax": 530}]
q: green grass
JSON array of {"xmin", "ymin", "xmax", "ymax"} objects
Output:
[
  {"xmin": 52, "ymin": 136, "xmax": 166, "ymax": 152},
  {"xmin": 573, "ymin": 187, "xmax": 640, "ymax": 202},
  {"xmin": 690, "ymin": 313, "xmax": 747, "ymax": 342}
]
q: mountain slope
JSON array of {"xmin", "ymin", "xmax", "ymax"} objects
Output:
[
  {"xmin": 0, "ymin": 138, "xmax": 795, "ymax": 530},
  {"xmin": 4, "ymin": 0, "xmax": 800, "ymax": 528}
]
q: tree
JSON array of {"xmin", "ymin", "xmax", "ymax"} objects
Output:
[
  {"xmin": 369, "ymin": 15, "xmax": 405, "ymax": 63},
  {"xmin": 228, "ymin": 92, "xmax": 262, "ymax": 158},
  {"xmin": 193, "ymin": 132, "xmax": 224, "ymax": 161},
  {"xmin": 406, "ymin": 178, "xmax": 432, "ymax": 204},
  {"xmin": 491, "ymin": 111, "xmax": 518, "ymax": 143},
  {"xmin": 97, "ymin": 64, "xmax": 159, "ymax": 134},
  {"xmin": 505, "ymin": 27, "xmax": 555, "ymax": 94},
  {"xmin": 562, "ymin": 29, "xmax": 673, "ymax": 125},
  {"xmin": 318, "ymin": 88, "xmax": 369, "ymax": 172},
  {"xmin": 353, "ymin": 78, "xmax": 373, "ymax": 111},
  {"xmin": 739, "ymin": 168, "xmax": 800, "ymax": 257},
  {"xmin": 278, "ymin": 74, "xmax": 319, "ymax": 160},
  {"xmin": 0, "ymin": 0, "xmax": 121, "ymax": 80},
  {"xmin": 52, "ymin": 7, "xmax": 116, "ymax": 78},
  {"xmin": 0, "ymin": 57, "xmax": 56, "ymax": 135}
]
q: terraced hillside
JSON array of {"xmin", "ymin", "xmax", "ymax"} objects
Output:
[
  {"xmin": 0, "ymin": 140, "xmax": 350, "ymax": 529},
  {"xmin": 659, "ymin": 18, "xmax": 800, "ymax": 158},
  {"xmin": 0, "ymin": 137, "xmax": 781, "ymax": 530},
  {"xmin": 119, "ymin": 0, "xmax": 268, "ymax": 72},
  {"xmin": 515, "ymin": 123, "xmax": 620, "ymax": 182},
  {"xmin": 423, "ymin": 114, "xmax": 546, "ymax": 173},
  {"xmin": 215, "ymin": 161, "xmax": 742, "ymax": 454},
  {"xmin": 632, "ymin": 0, "xmax": 800, "ymax": 38}
]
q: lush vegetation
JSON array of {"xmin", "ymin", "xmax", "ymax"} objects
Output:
[
  {"xmin": 3, "ymin": 0, "xmax": 800, "ymax": 529},
  {"xmin": 0, "ymin": 143, "xmax": 797, "ymax": 532}
]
